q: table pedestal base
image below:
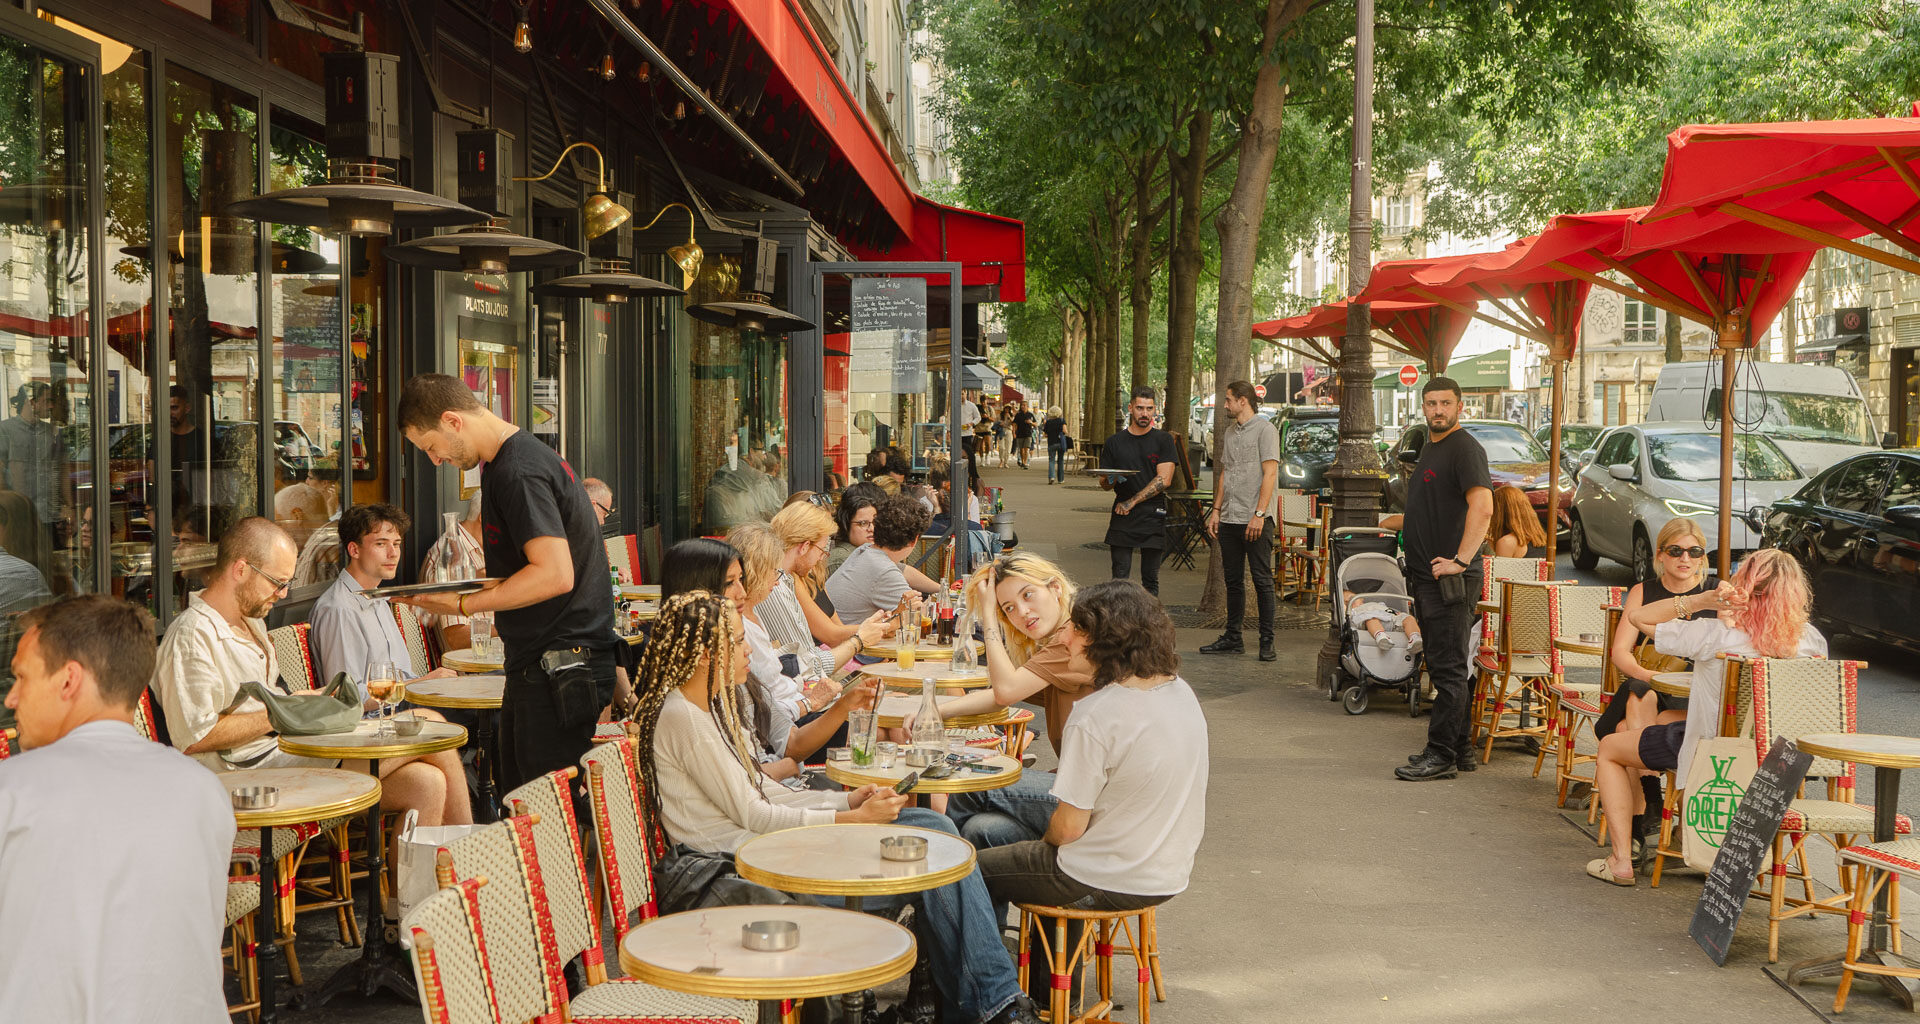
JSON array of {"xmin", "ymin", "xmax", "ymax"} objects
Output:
[
  {"xmin": 1785, "ymin": 949, "xmax": 1920, "ymax": 1011},
  {"xmin": 300, "ymin": 773, "xmax": 417, "ymax": 1009}
]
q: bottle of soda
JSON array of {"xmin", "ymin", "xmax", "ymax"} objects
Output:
[{"xmin": 912, "ymin": 676, "xmax": 946, "ymax": 760}]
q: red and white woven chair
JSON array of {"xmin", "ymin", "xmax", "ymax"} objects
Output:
[
  {"xmin": 402, "ymin": 876, "xmax": 501, "ymax": 1024},
  {"xmin": 224, "ymin": 869, "xmax": 263, "ymax": 1022},
  {"xmin": 0, "ymin": 726, "xmax": 13, "ymax": 759},
  {"xmin": 580, "ymin": 737, "xmax": 665, "ymax": 941},
  {"xmin": 393, "ymin": 602, "xmax": 437, "ymax": 677},
  {"xmin": 267, "ymin": 623, "xmax": 317, "ymax": 692},
  {"xmin": 435, "ymin": 816, "xmax": 753, "ymax": 1024},
  {"xmin": 1834, "ymin": 839, "xmax": 1920, "ymax": 1012},
  {"xmin": 1475, "ymin": 555, "xmax": 1553, "ymax": 655},
  {"xmin": 1471, "ymin": 579, "xmax": 1563, "ymax": 763},
  {"xmin": 1539, "ymin": 585, "xmax": 1620, "ymax": 787}
]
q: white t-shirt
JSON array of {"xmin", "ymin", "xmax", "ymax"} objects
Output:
[
  {"xmin": 0, "ymin": 720, "xmax": 236, "ymax": 1023},
  {"xmin": 1051, "ymin": 676, "xmax": 1209, "ymax": 896},
  {"xmin": 1655, "ymin": 617, "xmax": 1827, "ymax": 775},
  {"xmin": 650, "ymin": 693, "xmax": 847, "ymax": 854}
]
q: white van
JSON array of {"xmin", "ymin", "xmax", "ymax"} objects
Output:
[{"xmin": 1643, "ymin": 360, "xmax": 1889, "ymax": 476}]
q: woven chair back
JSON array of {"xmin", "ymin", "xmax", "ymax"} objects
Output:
[
  {"xmin": 908, "ymin": 535, "xmax": 953, "ymax": 583},
  {"xmin": 436, "ymin": 818, "xmax": 567, "ymax": 1023},
  {"xmin": 604, "ymin": 534, "xmax": 639, "ymax": 585},
  {"xmin": 580, "ymin": 738, "xmax": 660, "ymax": 938},
  {"xmin": 0, "ymin": 727, "xmax": 12, "ymax": 760},
  {"xmin": 1736, "ymin": 655, "xmax": 1863, "ymax": 784},
  {"xmin": 1498, "ymin": 579, "xmax": 1561, "ymax": 659},
  {"xmin": 392, "ymin": 603, "xmax": 434, "ymax": 677},
  {"xmin": 1279, "ymin": 491, "xmax": 1317, "ymax": 543},
  {"xmin": 503, "ymin": 770, "xmax": 605, "ymax": 977},
  {"xmin": 402, "ymin": 876, "xmax": 500, "ymax": 1024},
  {"xmin": 1547, "ymin": 585, "xmax": 1616, "ymax": 673},
  {"xmin": 1479, "ymin": 555, "xmax": 1551, "ymax": 648},
  {"xmin": 268, "ymin": 623, "xmax": 316, "ymax": 692}
]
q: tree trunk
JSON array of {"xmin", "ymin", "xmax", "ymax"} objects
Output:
[
  {"xmin": 1197, "ymin": 0, "xmax": 1301, "ymax": 617},
  {"xmin": 1164, "ymin": 108, "xmax": 1212, "ymax": 431},
  {"xmin": 1102, "ymin": 287, "xmax": 1124, "ymax": 433},
  {"xmin": 1129, "ymin": 151, "xmax": 1158, "ymax": 393},
  {"xmin": 1663, "ymin": 304, "xmax": 1684, "ymax": 363}
]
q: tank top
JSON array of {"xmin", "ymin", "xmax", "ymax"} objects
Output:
[{"xmin": 1635, "ymin": 574, "xmax": 1717, "ymax": 643}]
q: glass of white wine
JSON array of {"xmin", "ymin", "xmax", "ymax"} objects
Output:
[{"xmin": 367, "ymin": 661, "xmax": 400, "ymax": 735}]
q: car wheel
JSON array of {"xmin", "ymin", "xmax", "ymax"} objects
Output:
[
  {"xmin": 1632, "ymin": 528, "xmax": 1655, "ymax": 583},
  {"xmin": 1569, "ymin": 515, "xmax": 1599, "ymax": 570}
]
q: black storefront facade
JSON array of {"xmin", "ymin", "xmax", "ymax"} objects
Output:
[{"xmin": 0, "ymin": 0, "xmax": 1023, "ymax": 688}]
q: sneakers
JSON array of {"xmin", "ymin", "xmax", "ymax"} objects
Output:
[
  {"xmin": 1372, "ymin": 631, "xmax": 1394, "ymax": 650},
  {"xmin": 1199, "ymin": 634, "xmax": 1245, "ymax": 654},
  {"xmin": 1406, "ymin": 633, "xmax": 1425, "ymax": 653},
  {"xmin": 1258, "ymin": 640, "xmax": 1276, "ymax": 662},
  {"xmin": 1395, "ymin": 749, "xmax": 1458, "ymax": 781},
  {"xmin": 988, "ymin": 996, "xmax": 1045, "ymax": 1024}
]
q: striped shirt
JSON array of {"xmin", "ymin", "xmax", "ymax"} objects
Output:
[{"xmin": 755, "ymin": 572, "xmax": 836, "ymax": 680}]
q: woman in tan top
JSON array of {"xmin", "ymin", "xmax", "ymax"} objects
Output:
[{"xmin": 922, "ymin": 551, "xmax": 1092, "ymax": 848}]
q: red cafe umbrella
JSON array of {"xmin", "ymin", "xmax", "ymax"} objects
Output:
[
  {"xmin": 1351, "ymin": 255, "xmax": 1487, "ymax": 374},
  {"xmin": 1251, "ymin": 298, "xmax": 1444, "ymax": 363}
]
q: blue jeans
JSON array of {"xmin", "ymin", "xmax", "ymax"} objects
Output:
[
  {"xmin": 947, "ymin": 770, "xmax": 1059, "ymax": 848},
  {"xmin": 820, "ymin": 808, "xmax": 1022, "ymax": 1023},
  {"xmin": 1047, "ymin": 442, "xmax": 1066, "ymax": 482}
]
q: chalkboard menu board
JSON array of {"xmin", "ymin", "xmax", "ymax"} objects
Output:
[
  {"xmin": 1689, "ymin": 736, "xmax": 1814, "ymax": 965},
  {"xmin": 852, "ymin": 277, "xmax": 928, "ymax": 394}
]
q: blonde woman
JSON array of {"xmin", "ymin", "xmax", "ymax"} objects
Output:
[
  {"xmin": 761, "ymin": 501, "xmax": 891, "ymax": 672},
  {"xmin": 907, "ymin": 551, "xmax": 1094, "ymax": 848}
]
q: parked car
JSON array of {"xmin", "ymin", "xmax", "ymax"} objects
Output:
[
  {"xmin": 1384, "ymin": 419, "xmax": 1573, "ymax": 533},
  {"xmin": 1751, "ymin": 449, "xmax": 1920, "ymax": 648},
  {"xmin": 1536, "ymin": 422, "xmax": 1604, "ymax": 477},
  {"xmin": 1567, "ymin": 423, "xmax": 1805, "ymax": 580},
  {"xmin": 1644, "ymin": 359, "xmax": 1889, "ymax": 477},
  {"xmin": 1275, "ymin": 408, "xmax": 1338, "ymax": 492}
]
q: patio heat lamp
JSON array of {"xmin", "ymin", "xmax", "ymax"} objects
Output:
[
  {"xmin": 385, "ymin": 129, "xmax": 584, "ymax": 275},
  {"xmin": 531, "ymin": 189, "xmax": 684, "ymax": 303},
  {"xmin": 130, "ymin": 128, "xmax": 327, "ymax": 275},
  {"xmin": 686, "ymin": 237, "xmax": 815, "ymax": 335}
]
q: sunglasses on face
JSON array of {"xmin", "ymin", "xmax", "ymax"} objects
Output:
[{"xmin": 1663, "ymin": 546, "xmax": 1706, "ymax": 559}]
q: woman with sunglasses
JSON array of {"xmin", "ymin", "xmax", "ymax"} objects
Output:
[{"xmin": 761, "ymin": 501, "xmax": 892, "ymax": 677}]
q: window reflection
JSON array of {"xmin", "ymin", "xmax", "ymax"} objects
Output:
[
  {"xmin": 689, "ymin": 255, "xmax": 789, "ymax": 534},
  {"xmin": 267, "ymin": 123, "xmax": 340, "ymax": 555}
]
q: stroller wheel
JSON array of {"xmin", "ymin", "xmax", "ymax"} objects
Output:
[
  {"xmin": 1342, "ymin": 685, "xmax": 1368, "ymax": 715},
  {"xmin": 1328, "ymin": 671, "xmax": 1342, "ymax": 702},
  {"xmin": 1406, "ymin": 680, "xmax": 1422, "ymax": 717}
]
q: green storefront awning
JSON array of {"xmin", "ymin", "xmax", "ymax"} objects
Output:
[{"xmin": 1372, "ymin": 350, "xmax": 1510, "ymax": 390}]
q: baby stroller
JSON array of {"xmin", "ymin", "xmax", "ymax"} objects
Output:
[{"xmin": 1327, "ymin": 528, "xmax": 1425, "ymax": 716}]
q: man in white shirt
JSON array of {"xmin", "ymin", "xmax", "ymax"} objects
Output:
[
  {"xmin": 0, "ymin": 595, "xmax": 234, "ymax": 1024},
  {"xmin": 153, "ymin": 516, "xmax": 473, "ymax": 828},
  {"xmin": 308, "ymin": 502, "xmax": 459, "ymax": 689}
]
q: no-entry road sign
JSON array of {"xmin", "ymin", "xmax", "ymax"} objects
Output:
[{"xmin": 1398, "ymin": 364, "xmax": 1419, "ymax": 387}]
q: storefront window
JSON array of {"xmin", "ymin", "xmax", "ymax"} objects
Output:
[
  {"xmin": 98, "ymin": 45, "xmax": 157, "ymax": 613},
  {"xmin": 266, "ymin": 122, "xmax": 342, "ymax": 558},
  {"xmin": 689, "ymin": 255, "xmax": 790, "ymax": 534},
  {"xmin": 457, "ymin": 273, "xmax": 516, "ymax": 498},
  {"xmin": 164, "ymin": 64, "xmax": 260, "ymax": 610},
  {"xmin": 0, "ymin": 29, "xmax": 100, "ymax": 723}
]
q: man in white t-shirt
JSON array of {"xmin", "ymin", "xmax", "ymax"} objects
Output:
[
  {"xmin": 0, "ymin": 595, "xmax": 234, "ymax": 1024},
  {"xmin": 977, "ymin": 581, "xmax": 1209, "ymax": 958}
]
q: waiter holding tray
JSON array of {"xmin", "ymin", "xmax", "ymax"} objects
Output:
[
  {"xmin": 392, "ymin": 374, "xmax": 617, "ymax": 795},
  {"xmin": 1098, "ymin": 387, "xmax": 1179, "ymax": 596}
]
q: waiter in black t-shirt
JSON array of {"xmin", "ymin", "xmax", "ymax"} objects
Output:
[
  {"xmin": 1099, "ymin": 387, "xmax": 1179, "ymax": 595},
  {"xmin": 1395, "ymin": 376, "xmax": 1494, "ymax": 783},
  {"xmin": 393, "ymin": 374, "xmax": 617, "ymax": 797}
]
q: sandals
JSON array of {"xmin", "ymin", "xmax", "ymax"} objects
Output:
[{"xmin": 1586, "ymin": 858, "xmax": 1635, "ymax": 887}]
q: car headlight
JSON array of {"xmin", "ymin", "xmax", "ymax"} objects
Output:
[
  {"xmin": 1283, "ymin": 463, "xmax": 1306, "ymax": 479},
  {"xmin": 1662, "ymin": 498, "xmax": 1717, "ymax": 518}
]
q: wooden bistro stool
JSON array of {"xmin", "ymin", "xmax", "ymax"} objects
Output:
[
  {"xmin": 226, "ymin": 766, "xmax": 380, "ymax": 1023},
  {"xmin": 439, "ymin": 646, "xmax": 504, "ymax": 674},
  {"xmin": 1017, "ymin": 901, "xmax": 1162, "ymax": 1024},
  {"xmin": 861, "ymin": 662, "xmax": 992, "ymax": 691},
  {"xmin": 737, "ymin": 823, "xmax": 977, "ymax": 1020},
  {"xmin": 279, "ymin": 721, "xmax": 466, "ymax": 1007},
  {"xmin": 619, "ymin": 905, "xmax": 916, "ymax": 1024},
  {"xmin": 405, "ymin": 673, "xmax": 506, "ymax": 822}
]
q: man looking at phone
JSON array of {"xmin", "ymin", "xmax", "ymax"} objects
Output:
[
  {"xmin": 394, "ymin": 374, "xmax": 616, "ymax": 793},
  {"xmin": 1394, "ymin": 376, "xmax": 1492, "ymax": 782}
]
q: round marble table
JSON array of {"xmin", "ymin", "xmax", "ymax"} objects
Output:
[
  {"xmin": 1554, "ymin": 634, "xmax": 1606, "ymax": 658},
  {"xmin": 1648, "ymin": 672, "xmax": 1692, "ymax": 698},
  {"xmin": 402, "ymin": 674, "xmax": 504, "ymax": 710},
  {"xmin": 224, "ymin": 766, "xmax": 381, "ymax": 1022},
  {"xmin": 862, "ymin": 638, "xmax": 983, "ymax": 661},
  {"xmin": 824, "ymin": 751, "xmax": 1022, "ymax": 795},
  {"xmin": 873, "ymin": 691, "xmax": 1009, "ymax": 729},
  {"xmin": 619, "ymin": 904, "xmax": 916, "ymax": 1022},
  {"xmin": 734, "ymin": 823, "xmax": 976, "ymax": 898},
  {"xmin": 439, "ymin": 647, "xmax": 503, "ymax": 674},
  {"xmin": 860, "ymin": 662, "xmax": 991, "ymax": 690}
]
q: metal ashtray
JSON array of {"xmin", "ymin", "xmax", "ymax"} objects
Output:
[
  {"xmin": 826, "ymin": 747, "xmax": 851, "ymax": 762},
  {"xmin": 742, "ymin": 920, "xmax": 800, "ymax": 952},
  {"xmin": 1578, "ymin": 632, "xmax": 1602, "ymax": 645},
  {"xmin": 904, "ymin": 748, "xmax": 938, "ymax": 769},
  {"xmin": 392, "ymin": 715, "xmax": 425, "ymax": 737},
  {"xmin": 232, "ymin": 786, "xmax": 279, "ymax": 810},
  {"xmin": 880, "ymin": 835, "xmax": 928, "ymax": 862}
]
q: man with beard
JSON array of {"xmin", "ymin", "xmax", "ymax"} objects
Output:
[
  {"xmin": 1098, "ymin": 388, "xmax": 1178, "ymax": 595},
  {"xmin": 392, "ymin": 374, "xmax": 615, "ymax": 792},
  {"xmin": 1394, "ymin": 377, "xmax": 1493, "ymax": 782}
]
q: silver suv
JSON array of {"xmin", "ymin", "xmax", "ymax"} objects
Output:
[{"xmin": 1568, "ymin": 423, "xmax": 1806, "ymax": 580}]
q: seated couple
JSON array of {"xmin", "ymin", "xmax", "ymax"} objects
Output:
[{"xmin": 1586, "ymin": 549, "xmax": 1824, "ymax": 886}]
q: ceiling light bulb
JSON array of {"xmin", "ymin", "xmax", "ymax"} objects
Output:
[
  {"xmin": 673, "ymin": 101, "xmax": 686, "ymax": 120},
  {"xmin": 600, "ymin": 53, "xmax": 616, "ymax": 81},
  {"xmin": 637, "ymin": 61, "xmax": 651, "ymax": 83},
  {"xmin": 513, "ymin": 18, "xmax": 532, "ymax": 54}
]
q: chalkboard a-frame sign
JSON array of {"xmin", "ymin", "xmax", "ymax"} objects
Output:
[{"xmin": 1690, "ymin": 736, "xmax": 1815, "ymax": 966}]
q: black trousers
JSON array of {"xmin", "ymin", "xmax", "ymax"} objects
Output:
[
  {"xmin": 1109, "ymin": 545, "xmax": 1165, "ymax": 595},
  {"xmin": 499, "ymin": 646, "xmax": 617, "ymax": 794},
  {"xmin": 1407, "ymin": 574, "xmax": 1480, "ymax": 759},
  {"xmin": 1219, "ymin": 519, "xmax": 1276, "ymax": 642}
]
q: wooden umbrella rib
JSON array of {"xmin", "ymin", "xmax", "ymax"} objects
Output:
[
  {"xmin": 1879, "ymin": 147, "xmax": 1920, "ymax": 205},
  {"xmin": 1813, "ymin": 191, "xmax": 1920, "ymax": 262},
  {"xmin": 1264, "ymin": 339, "xmax": 1337, "ymax": 365},
  {"xmin": 1892, "ymin": 197, "xmax": 1920, "ymax": 232},
  {"xmin": 1469, "ymin": 284, "xmax": 1545, "ymax": 334},
  {"xmin": 1669, "ymin": 251, "xmax": 1725, "ymax": 319},
  {"xmin": 1408, "ymin": 286, "xmax": 1551, "ymax": 345},
  {"xmin": 1721, "ymin": 201, "xmax": 1920, "ymax": 278},
  {"xmin": 1548, "ymin": 259, "xmax": 1713, "ymax": 327},
  {"xmin": 1587, "ymin": 250, "xmax": 1707, "ymax": 317}
]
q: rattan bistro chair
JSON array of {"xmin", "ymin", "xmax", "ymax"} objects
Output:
[
  {"xmin": 1471, "ymin": 579, "xmax": 1562, "ymax": 763},
  {"xmin": 267, "ymin": 623, "xmax": 317, "ymax": 692},
  {"xmin": 0, "ymin": 726, "xmax": 13, "ymax": 760},
  {"xmin": 1539, "ymin": 586, "xmax": 1619, "ymax": 784},
  {"xmin": 224, "ymin": 869, "xmax": 264, "ymax": 1022},
  {"xmin": 1475, "ymin": 555, "xmax": 1553, "ymax": 655},
  {"xmin": 402, "ymin": 876, "xmax": 500, "ymax": 1024}
]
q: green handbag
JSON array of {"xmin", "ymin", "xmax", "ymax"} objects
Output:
[{"xmin": 221, "ymin": 671, "xmax": 366, "ymax": 737}]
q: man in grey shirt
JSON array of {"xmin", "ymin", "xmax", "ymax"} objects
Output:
[
  {"xmin": 825, "ymin": 494, "xmax": 932, "ymax": 623},
  {"xmin": 308, "ymin": 502, "xmax": 458, "ymax": 689},
  {"xmin": 1200, "ymin": 380, "xmax": 1280, "ymax": 661}
]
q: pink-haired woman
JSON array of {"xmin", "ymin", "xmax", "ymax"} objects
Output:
[{"xmin": 1587, "ymin": 549, "xmax": 1827, "ymax": 885}]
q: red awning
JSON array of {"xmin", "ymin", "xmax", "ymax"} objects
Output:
[
  {"xmin": 716, "ymin": 0, "xmax": 915, "ymax": 234},
  {"xmin": 852, "ymin": 197, "xmax": 1027, "ymax": 302}
]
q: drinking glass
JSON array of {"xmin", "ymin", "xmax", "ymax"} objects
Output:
[
  {"xmin": 972, "ymin": 553, "xmax": 992, "ymax": 574},
  {"xmin": 848, "ymin": 710, "xmax": 878, "ymax": 766},
  {"xmin": 367, "ymin": 661, "xmax": 400, "ymax": 734},
  {"xmin": 897, "ymin": 641, "xmax": 916, "ymax": 670}
]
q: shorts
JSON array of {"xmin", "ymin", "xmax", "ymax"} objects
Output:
[{"xmin": 1637, "ymin": 721, "xmax": 1685, "ymax": 772}]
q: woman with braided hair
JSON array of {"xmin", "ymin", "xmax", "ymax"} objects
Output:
[{"xmin": 638, "ymin": 590, "xmax": 1044, "ymax": 1024}]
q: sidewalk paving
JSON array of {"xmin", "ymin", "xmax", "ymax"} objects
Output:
[{"xmin": 1002, "ymin": 457, "xmax": 1873, "ymax": 1023}]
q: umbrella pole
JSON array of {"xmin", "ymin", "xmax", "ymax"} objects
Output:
[
  {"xmin": 1717, "ymin": 340, "xmax": 1737, "ymax": 579},
  {"xmin": 1545, "ymin": 359, "xmax": 1565, "ymax": 563}
]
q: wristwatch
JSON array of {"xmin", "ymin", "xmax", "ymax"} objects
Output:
[{"xmin": 1451, "ymin": 557, "xmax": 1471, "ymax": 569}]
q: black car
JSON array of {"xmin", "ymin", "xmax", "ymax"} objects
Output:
[
  {"xmin": 1275, "ymin": 409, "xmax": 1338, "ymax": 492},
  {"xmin": 1754, "ymin": 449, "xmax": 1920, "ymax": 648}
]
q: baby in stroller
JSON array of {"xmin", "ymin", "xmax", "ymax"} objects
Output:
[{"xmin": 1344, "ymin": 589, "xmax": 1424, "ymax": 652}]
